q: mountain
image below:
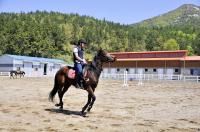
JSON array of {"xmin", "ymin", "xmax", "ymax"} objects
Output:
[
  {"xmin": 132, "ymin": 4, "xmax": 200, "ymax": 27},
  {"xmin": 1, "ymin": 4, "xmax": 200, "ymax": 60}
]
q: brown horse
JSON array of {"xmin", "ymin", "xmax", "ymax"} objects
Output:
[
  {"xmin": 10, "ymin": 70, "xmax": 25, "ymax": 79},
  {"xmin": 49, "ymin": 49, "xmax": 116, "ymax": 115}
]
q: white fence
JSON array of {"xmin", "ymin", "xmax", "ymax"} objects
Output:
[
  {"xmin": 0, "ymin": 72, "xmax": 9, "ymax": 76},
  {"xmin": 100, "ymin": 72, "xmax": 200, "ymax": 83}
]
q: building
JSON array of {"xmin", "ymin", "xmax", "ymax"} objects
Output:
[
  {"xmin": 0, "ymin": 54, "xmax": 67, "ymax": 77},
  {"xmin": 103, "ymin": 50, "xmax": 200, "ymax": 76}
]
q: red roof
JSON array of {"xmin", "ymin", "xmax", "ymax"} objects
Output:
[
  {"xmin": 110, "ymin": 50, "xmax": 187, "ymax": 59},
  {"xmin": 183, "ymin": 56, "xmax": 200, "ymax": 61},
  {"xmin": 110, "ymin": 50, "xmax": 200, "ymax": 61},
  {"xmin": 110, "ymin": 50, "xmax": 187, "ymax": 54},
  {"xmin": 117, "ymin": 57, "xmax": 200, "ymax": 61},
  {"xmin": 117, "ymin": 58, "xmax": 183, "ymax": 61}
]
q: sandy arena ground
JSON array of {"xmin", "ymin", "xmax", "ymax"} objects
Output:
[{"xmin": 0, "ymin": 77, "xmax": 200, "ymax": 132}]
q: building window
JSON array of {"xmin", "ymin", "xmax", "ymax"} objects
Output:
[
  {"xmin": 175, "ymin": 69, "xmax": 179, "ymax": 73},
  {"xmin": 23, "ymin": 64, "xmax": 24, "ymax": 68},
  {"xmin": 145, "ymin": 69, "xmax": 148, "ymax": 72},
  {"xmin": 117, "ymin": 68, "xmax": 120, "ymax": 72},
  {"xmin": 17, "ymin": 67, "xmax": 20, "ymax": 71},
  {"xmin": 153, "ymin": 69, "xmax": 157, "ymax": 72},
  {"xmin": 34, "ymin": 68, "xmax": 38, "ymax": 71},
  {"xmin": 49, "ymin": 67, "xmax": 53, "ymax": 71},
  {"xmin": 190, "ymin": 69, "xmax": 194, "ymax": 75}
]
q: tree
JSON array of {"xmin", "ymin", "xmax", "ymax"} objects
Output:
[
  {"xmin": 186, "ymin": 45, "xmax": 194, "ymax": 56},
  {"xmin": 163, "ymin": 39, "xmax": 180, "ymax": 51},
  {"xmin": 193, "ymin": 33, "xmax": 200, "ymax": 55}
]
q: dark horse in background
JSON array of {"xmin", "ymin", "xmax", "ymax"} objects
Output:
[
  {"xmin": 49, "ymin": 49, "xmax": 116, "ymax": 115},
  {"xmin": 10, "ymin": 70, "xmax": 25, "ymax": 79}
]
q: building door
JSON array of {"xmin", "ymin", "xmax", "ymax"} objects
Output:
[
  {"xmin": 166, "ymin": 68, "xmax": 173, "ymax": 80},
  {"xmin": 158, "ymin": 68, "xmax": 164, "ymax": 79},
  {"xmin": 23, "ymin": 62, "xmax": 32, "ymax": 77},
  {"xmin": 158, "ymin": 68, "xmax": 164, "ymax": 74},
  {"xmin": 138, "ymin": 68, "xmax": 143, "ymax": 74},
  {"xmin": 166, "ymin": 69, "xmax": 173, "ymax": 75},
  {"xmin": 43, "ymin": 64, "xmax": 47, "ymax": 75}
]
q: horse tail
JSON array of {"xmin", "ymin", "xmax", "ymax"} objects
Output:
[{"xmin": 49, "ymin": 73, "xmax": 59, "ymax": 102}]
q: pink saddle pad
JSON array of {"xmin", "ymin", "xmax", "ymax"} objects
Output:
[{"xmin": 68, "ymin": 69, "xmax": 76, "ymax": 79}]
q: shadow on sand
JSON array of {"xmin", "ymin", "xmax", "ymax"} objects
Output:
[{"xmin": 45, "ymin": 108, "xmax": 88, "ymax": 117}]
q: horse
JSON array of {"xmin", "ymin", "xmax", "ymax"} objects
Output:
[
  {"xmin": 10, "ymin": 70, "xmax": 25, "ymax": 79},
  {"xmin": 49, "ymin": 48, "xmax": 116, "ymax": 115}
]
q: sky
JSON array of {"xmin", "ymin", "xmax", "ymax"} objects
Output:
[{"xmin": 0, "ymin": 0, "xmax": 200, "ymax": 24}]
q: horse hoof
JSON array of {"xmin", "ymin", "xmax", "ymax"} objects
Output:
[
  {"xmin": 55, "ymin": 104, "xmax": 60, "ymax": 107},
  {"xmin": 59, "ymin": 107, "xmax": 63, "ymax": 110},
  {"xmin": 81, "ymin": 110, "xmax": 86, "ymax": 115},
  {"xmin": 81, "ymin": 111, "xmax": 87, "ymax": 117},
  {"xmin": 87, "ymin": 106, "xmax": 92, "ymax": 112}
]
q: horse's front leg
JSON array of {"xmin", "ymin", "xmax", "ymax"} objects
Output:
[
  {"xmin": 87, "ymin": 94, "xmax": 96, "ymax": 112},
  {"xmin": 81, "ymin": 93, "xmax": 92, "ymax": 114},
  {"xmin": 82, "ymin": 87, "xmax": 96, "ymax": 114}
]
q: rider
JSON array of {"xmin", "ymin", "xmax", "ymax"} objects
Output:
[{"xmin": 73, "ymin": 39, "xmax": 87, "ymax": 88}]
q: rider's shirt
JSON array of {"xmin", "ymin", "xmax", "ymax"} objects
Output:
[{"xmin": 73, "ymin": 46, "xmax": 84, "ymax": 64}]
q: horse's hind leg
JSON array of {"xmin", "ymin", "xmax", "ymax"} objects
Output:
[{"xmin": 55, "ymin": 83, "xmax": 70, "ymax": 110}]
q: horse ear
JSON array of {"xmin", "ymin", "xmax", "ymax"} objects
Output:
[
  {"xmin": 97, "ymin": 47, "xmax": 103, "ymax": 55},
  {"xmin": 99, "ymin": 47, "xmax": 102, "ymax": 51}
]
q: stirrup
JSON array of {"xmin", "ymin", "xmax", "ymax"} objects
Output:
[{"xmin": 75, "ymin": 82, "xmax": 84, "ymax": 89}]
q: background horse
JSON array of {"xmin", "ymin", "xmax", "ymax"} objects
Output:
[
  {"xmin": 49, "ymin": 48, "xmax": 116, "ymax": 115},
  {"xmin": 10, "ymin": 70, "xmax": 25, "ymax": 79}
]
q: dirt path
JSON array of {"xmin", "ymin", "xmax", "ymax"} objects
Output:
[{"xmin": 0, "ymin": 77, "xmax": 200, "ymax": 131}]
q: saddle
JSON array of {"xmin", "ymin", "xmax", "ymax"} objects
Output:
[{"xmin": 67, "ymin": 66, "xmax": 89, "ymax": 82}]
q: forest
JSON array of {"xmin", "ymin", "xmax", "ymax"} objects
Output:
[{"xmin": 0, "ymin": 11, "xmax": 199, "ymax": 63}]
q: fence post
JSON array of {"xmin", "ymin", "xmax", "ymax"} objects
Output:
[
  {"xmin": 123, "ymin": 70, "xmax": 128, "ymax": 87},
  {"xmin": 138, "ymin": 74, "xmax": 143, "ymax": 85}
]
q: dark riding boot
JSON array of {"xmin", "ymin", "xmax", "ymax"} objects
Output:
[
  {"xmin": 75, "ymin": 77, "xmax": 84, "ymax": 89},
  {"xmin": 75, "ymin": 81, "xmax": 84, "ymax": 89},
  {"xmin": 78, "ymin": 79, "xmax": 84, "ymax": 89}
]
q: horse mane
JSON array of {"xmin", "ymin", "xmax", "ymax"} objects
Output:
[{"xmin": 81, "ymin": 53, "xmax": 103, "ymax": 89}]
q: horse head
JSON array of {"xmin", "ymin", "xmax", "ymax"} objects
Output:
[{"xmin": 96, "ymin": 48, "xmax": 116, "ymax": 63}]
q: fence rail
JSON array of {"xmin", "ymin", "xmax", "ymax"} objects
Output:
[
  {"xmin": 0, "ymin": 72, "xmax": 10, "ymax": 76},
  {"xmin": 100, "ymin": 73, "xmax": 200, "ymax": 83}
]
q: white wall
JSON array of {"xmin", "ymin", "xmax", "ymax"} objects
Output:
[
  {"xmin": 0, "ymin": 55, "xmax": 65, "ymax": 77},
  {"xmin": 102, "ymin": 67, "xmax": 181, "ymax": 75},
  {"xmin": 0, "ymin": 55, "xmax": 14, "ymax": 72},
  {"xmin": 23, "ymin": 62, "xmax": 33, "ymax": 77},
  {"xmin": 129, "ymin": 68, "xmax": 136, "ymax": 74},
  {"xmin": 137, "ymin": 68, "xmax": 143, "ymax": 74},
  {"xmin": 0, "ymin": 55, "xmax": 13, "ymax": 64}
]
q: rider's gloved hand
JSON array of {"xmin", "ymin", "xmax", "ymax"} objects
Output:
[{"xmin": 83, "ymin": 59, "xmax": 87, "ymax": 64}]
